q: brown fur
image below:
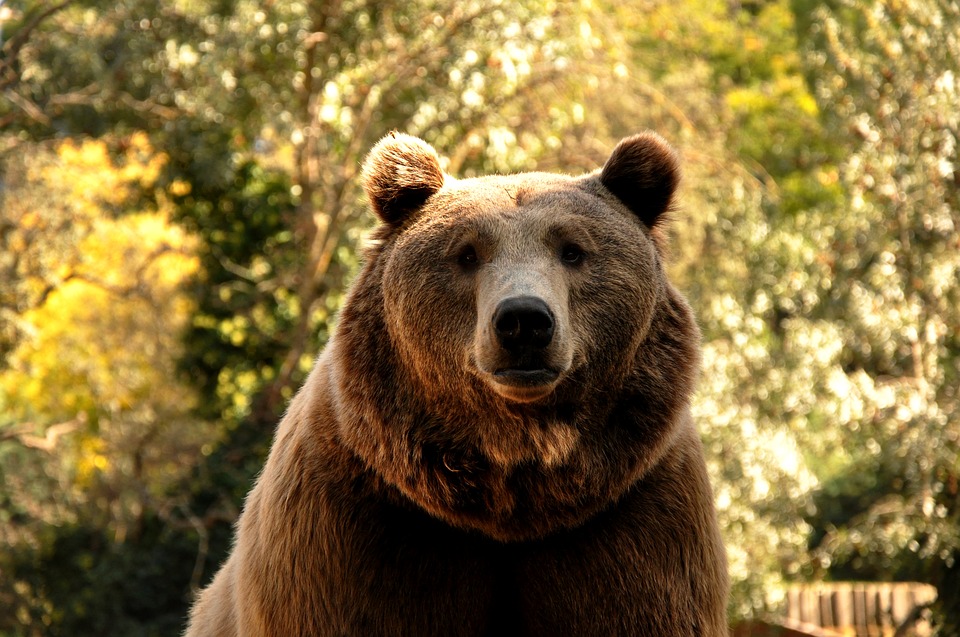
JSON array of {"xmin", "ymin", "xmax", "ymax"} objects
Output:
[{"xmin": 185, "ymin": 132, "xmax": 729, "ymax": 636}]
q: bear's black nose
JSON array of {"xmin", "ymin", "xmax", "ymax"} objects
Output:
[{"xmin": 492, "ymin": 296, "xmax": 555, "ymax": 352}]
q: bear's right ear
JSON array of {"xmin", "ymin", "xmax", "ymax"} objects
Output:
[
  {"xmin": 598, "ymin": 132, "xmax": 680, "ymax": 230},
  {"xmin": 361, "ymin": 133, "xmax": 446, "ymax": 227}
]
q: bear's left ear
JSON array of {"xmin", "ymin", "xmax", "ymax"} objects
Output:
[
  {"xmin": 599, "ymin": 132, "xmax": 680, "ymax": 230},
  {"xmin": 361, "ymin": 132, "xmax": 446, "ymax": 227}
]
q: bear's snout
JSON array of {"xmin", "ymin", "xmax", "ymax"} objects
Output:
[
  {"xmin": 492, "ymin": 296, "xmax": 555, "ymax": 354},
  {"xmin": 478, "ymin": 292, "xmax": 569, "ymax": 402}
]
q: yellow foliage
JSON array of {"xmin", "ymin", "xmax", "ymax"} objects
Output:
[
  {"xmin": 169, "ymin": 179, "xmax": 192, "ymax": 197},
  {"xmin": 4, "ymin": 210, "xmax": 198, "ymax": 417},
  {"xmin": 75, "ymin": 435, "xmax": 109, "ymax": 486},
  {"xmin": 1, "ymin": 135, "xmax": 207, "ymax": 509},
  {"xmin": 796, "ymin": 91, "xmax": 819, "ymax": 117},
  {"xmin": 48, "ymin": 133, "xmax": 168, "ymax": 212}
]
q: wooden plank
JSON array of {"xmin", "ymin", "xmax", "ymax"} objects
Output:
[
  {"xmin": 819, "ymin": 589, "xmax": 835, "ymax": 628},
  {"xmin": 890, "ymin": 584, "xmax": 909, "ymax": 626},
  {"xmin": 852, "ymin": 585, "xmax": 867, "ymax": 634}
]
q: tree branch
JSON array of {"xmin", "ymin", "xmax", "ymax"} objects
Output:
[
  {"xmin": 0, "ymin": 413, "xmax": 86, "ymax": 451},
  {"xmin": 3, "ymin": 88, "xmax": 51, "ymax": 126}
]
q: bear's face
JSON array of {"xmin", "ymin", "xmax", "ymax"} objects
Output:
[
  {"xmin": 365, "ymin": 133, "xmax": 679, "ymax": 406},
  {"xmin": 333, "ymin": 133, "xmax": 695, "ymax": 538}
]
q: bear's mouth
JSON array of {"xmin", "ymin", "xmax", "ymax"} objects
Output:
[
  {"xmin": 493, "ymin": 367, "xmax": 560, "ymax": 387},
  {"xmin": 489, "ymin": 367, "xmax": 561, "ymax": 403}
]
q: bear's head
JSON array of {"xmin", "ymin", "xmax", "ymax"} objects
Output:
[
  {"xmin": 362, "ymin": 132, "xmax": 678, "ymax": 403},
  {"xmin": 332, "ymin": 132, "xmax": 697, "ymax": 540}
]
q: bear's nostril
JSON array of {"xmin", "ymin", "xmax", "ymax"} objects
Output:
[
  {"xmin": 492, "ymin": 296, "xmax": 555, "ymax": 352},
  {"xmin": 496, "ymin": 313, "xmax": 522, "ymax": 340}
]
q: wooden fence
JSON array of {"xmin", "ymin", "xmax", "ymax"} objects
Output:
[{"xmin": 782, "ymin": 582, "xmax": 938, "ymax": 636}]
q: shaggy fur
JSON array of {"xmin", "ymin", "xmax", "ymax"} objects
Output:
[{"xmin": 184, "ymin": 132, "xmax": 729, "ymax": 637}]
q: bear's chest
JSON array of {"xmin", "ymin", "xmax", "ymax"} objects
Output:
[{"xmin": 287, "ymin": 469, "xmax": 699, "ymax": 637}]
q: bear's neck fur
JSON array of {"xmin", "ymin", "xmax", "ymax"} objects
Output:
[{"xmin": 324, "ymin": 246, "xmax": 700, "ymax": 542}]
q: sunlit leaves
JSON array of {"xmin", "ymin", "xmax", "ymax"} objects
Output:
[
  {"xmin": 796, "ymin": 0, "xmax": 960, "ymax": 630},
  {"xmin": 0, "ymin": 135, "xmax": 207, "ymax": 542}
]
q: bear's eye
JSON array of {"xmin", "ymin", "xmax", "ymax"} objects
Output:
[
  {"xmin": 457, "ymin": 245, "xmax": 479, "ymax": 268},
  {"xmin": 560, "ymin": 243, "xmax": 585, "ymax": 266}
]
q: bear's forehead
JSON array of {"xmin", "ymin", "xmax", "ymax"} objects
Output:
[
  {"xmin": 391, "ymin": 172, "xmax": 646, "ymax": 252},
  {"xmin": 426, "ymin": 173, "xmax": 615, "ymax": 221}
]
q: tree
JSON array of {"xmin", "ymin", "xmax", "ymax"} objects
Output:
[
  {"xmin": 795, "ymin": 0, "xmax": 960, "ymax": 631},
  {"xmin": 0, "ymin": 135, "xmax": 210, "ymax": 634}
]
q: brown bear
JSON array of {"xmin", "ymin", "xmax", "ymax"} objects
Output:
[{"xmin": 184, "ymin": 132, "xmax": 729, "ymax": 637}]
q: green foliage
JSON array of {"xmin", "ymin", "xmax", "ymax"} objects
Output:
[
  {"xmin": 0, "ymin": 517, "xmax": 203, "ymax": 637},
  {"xmin": 173, "ymin": 160, "xmax": 302, "ymax": 425}
]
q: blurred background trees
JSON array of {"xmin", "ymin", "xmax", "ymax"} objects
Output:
[
  {"xmin": 0, "ymin": 0, "xmax": 957, "ymax": 634},
  {"xmin": 798, "ymin": 0, "xmax": 960, "ymax": 631}
]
